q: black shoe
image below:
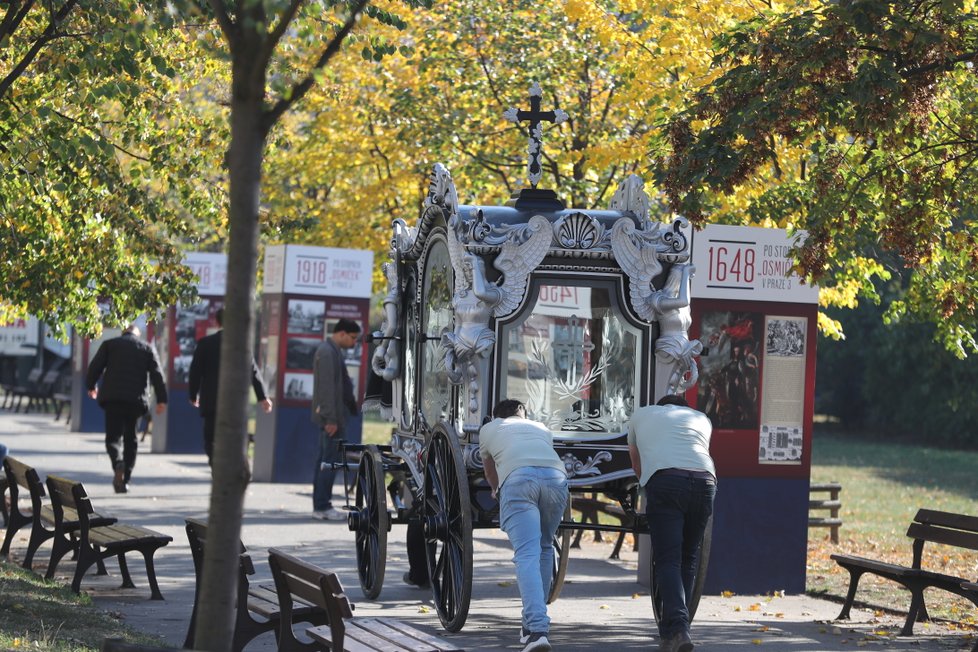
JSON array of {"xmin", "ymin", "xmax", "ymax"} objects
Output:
[
  {"xmin": 522, "ymin": 633, "xmax": 551, "ymax": 652},
  {"xmin": 112, "ymin": 467, "xmax": 127, "ymax": 493},
  {"xmin": 402, "ymin": 571, "xmax": 429, "ymax": 589}
]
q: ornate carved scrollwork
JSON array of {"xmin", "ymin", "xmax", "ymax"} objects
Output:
[
  {"xmin": 554, "ymin": 212, "xmax": 603, "ymax": 250},
  {"xmin": 561, "ymin": 451, "xmax": 613, "ymax": 479}
]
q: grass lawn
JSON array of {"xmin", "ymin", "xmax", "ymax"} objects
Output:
[
  {"xmin": 808, "ymin": 427, "xmax": 978, "ymax": 626},
  {"xmin": 0, "ymin": 562, "xmax": 163, "ymax": 651}
]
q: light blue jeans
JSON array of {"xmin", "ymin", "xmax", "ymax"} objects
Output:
[{"xmin": 499, "ymin": 466, "xmax": 569, "ymax": 634}]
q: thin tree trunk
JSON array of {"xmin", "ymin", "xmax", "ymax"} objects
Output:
[{"xmin": 194, "ymin": 47, "xmax": 268, "ymax": 652}]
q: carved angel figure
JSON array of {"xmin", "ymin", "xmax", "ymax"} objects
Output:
[
  {"xmin": 442, "ymin": 210, "xmax": 552, "ymax": 414},
  {"xmin": 610, "ymin": 216, "xmax": 701, "ymax": 393},
  {"xmin": 650, "ymin": 263, "xmax": 703, "ymax": 394},
  {"xmin": 371, "ymin": 262, "xmax": 400, "ymax": 382}
]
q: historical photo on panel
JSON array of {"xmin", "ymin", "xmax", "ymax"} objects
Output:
[
  {"xmin": 696, "ymin": 310, "xmax": 764, "ymax": 430},
  {"xmin": 766, "ymin": 317, "xmax": 806, "ymax": 357},
  {"xmin": 283, "ymin": 372, "xmax": 313, "ymax": 400},
  {"xmin": 285, "ymin": 337, "xmax": 320, "ymax": 371},
  {"xmin": 287, "ymin": 299, "xmax": 326, "ymax": 334}
]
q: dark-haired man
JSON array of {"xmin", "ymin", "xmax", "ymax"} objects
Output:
[
  {"xmin": 311, "ymin": 318, "xmax": 361, "ymax": 521},
  {"xmin": 480, "ymin": 399, "xmax": 568, "ymax": 652},
  {"xmin": 628, "ymin": 394, "xmax": 716, "ymax": 652},
  {"xmin": 188, "ymin": 307, "xmax": 272, "ymax": 465}
]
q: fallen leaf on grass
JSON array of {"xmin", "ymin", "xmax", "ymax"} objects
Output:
[
  {"xmin": 721, "ymin": 590, "xmax": 736, "ymax": 598},
  {"xmin": 751, "ymin": 639, "xmax": 762, "ymax": 645},
  {"xmin": 418, "ymin": 606, "xmax": 431, "ymax": 614},
  {"xmin": 749, "ymin": 603, "xmax": 761, "ymax": 611},
  {"xmin": 497, "ymin": 581, "xmax": 512, "ymax": 587}
]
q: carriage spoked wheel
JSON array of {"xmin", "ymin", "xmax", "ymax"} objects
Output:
[
  {"xmin": 547, "ymin": 503, "xmax": 572, "ymax": 604},
  {"xmin": 650, "ymin": 513, "xmax": 713, "ymax": 623},
  {"xmin": 349, "ymin": 445, "xmax": 389, "ymax": 600},
  {"xmin": 422, "ymin": 424, "xmax": 473, "ymax": 632}
]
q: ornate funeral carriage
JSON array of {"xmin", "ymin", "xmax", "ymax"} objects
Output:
[{"xmin": 344, "ymin": 85, "xmax": 707, "ymax": 632}]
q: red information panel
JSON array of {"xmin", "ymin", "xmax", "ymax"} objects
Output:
[{"xmin": 688, "ymin": 298, "xmax": 818, "ymax": 479}]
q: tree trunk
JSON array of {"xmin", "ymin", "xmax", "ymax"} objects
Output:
[{"xmin": 194, "ymin": 48, "xmax": 268, "ymax": 652}]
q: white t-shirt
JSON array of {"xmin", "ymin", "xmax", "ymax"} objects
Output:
[
  {"xmin": 626, "ymin": 404, "xmax": 715, "ymax": 486},
  {"xmin": 478, "ymin": 417, "xmax": 566, "ymax": 487}
]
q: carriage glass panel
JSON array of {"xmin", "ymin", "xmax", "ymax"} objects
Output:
[
  {"xmin": 401, "ymin": 268, "xmax": 417, "ymax": 431},
  {"xmin": 499, "ymin": 279, "xmax": 641, "ymax": 438},
  {"xmin": 419, "ymin": 239, "xmax": 454, "ymax": 430}
]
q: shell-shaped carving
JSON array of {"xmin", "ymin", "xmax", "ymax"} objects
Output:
[{"xmin": 555, "ymin": 212, "xmax": 603, "ymax": 249}]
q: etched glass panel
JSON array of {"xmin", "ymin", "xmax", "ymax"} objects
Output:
[
  {"xmin": 419, "ymin": 241, "xmax": 453, "ymax": 428},
  {"xmin": 501, "ymin": 282, "xmax": 641, "ymax": 436}
]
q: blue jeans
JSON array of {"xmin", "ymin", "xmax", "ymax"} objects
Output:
[
  {"xmin": 313, "ymin": 429, "xmax": 343, "ymax": 511},
  {"xmin": 499, "ymin": 466, "xmax": 569, "ymax": 634},
  {"xmin": 645, "ymin": 473, "xmax": 716, "ymax": 639}
]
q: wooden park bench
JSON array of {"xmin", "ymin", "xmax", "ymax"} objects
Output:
[
  {"xmin": 184, "ymin": 518, "xmax": 325, "ymax": 651},
  {"xmin": 268, "ymin": 548, "xmax": 463, "ymax": 652},
  {"xmin": 45, "ymin": 475, "xmax": 172, "ymax": 598},
  {"xmin": 832, "ymin": 508, "xmax": 978, "ymax": 635},
  {"xmin": 2, "ymin": 368, "xmax": 42, "ymax": 411},
  {"xmin": 0, "ymin": 456, "xmax": 116, "ymax": 574},
  {"xmin": 809, "ymin": 481, "xmax": 843, "ymax": 543},
  {"xmin": 18, "ymin": 369, "xmax": 62, "ymax": 414}
]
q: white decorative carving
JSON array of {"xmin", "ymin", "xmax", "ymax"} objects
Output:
[
  {"xmin": 608, "ymin": 174, "xmax": 651, "ymax": 222},
  {"xmin": 371, "ymin": 262, "xmax": 401, "ymax": 381},
  {"xmin": 651, "ymin": 263, "xmax": 703, "ymax": 394},
  {"xmin": 610, "ymin": 218, "xmax": 665, "ymax": 321},
  {"xmin": 492, "ymin": 213, "xmax": 552, "ymax": 317},
  {"xmin": 440, "ymin": 182, "xmax": 551, "ymax": 414},
  {"xmin": 561, "ymin": 451, "xmax": 613, "ymax": 478},
  {"xmin": 554, "ymin": 212, "xmax": 603, "ymax": 249}
]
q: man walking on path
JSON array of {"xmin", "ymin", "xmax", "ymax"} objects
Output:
[
  {"xmin": 480, "ymin": 399, "xmax": 569, "ymax": 652},
  {"xmin": 188, "ymin": 307, "xmax": 272, "ymax": 465},
  {"xmin": 628, "ymin": 394, "xmax": 717, "ymax": 652},
  {"xmin": 86, "ymin": 324, "xmax": 168, "ymax": 493},
  {"xmin": 311, "ymin": 318, "xmax": 360, "ymax": 521}
]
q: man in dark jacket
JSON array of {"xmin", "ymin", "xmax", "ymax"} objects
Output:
[
  {"xmin": 86, "ymin": 324, "xmax": 168, "ymax": 493},
  {"xmin": 188, "ymin": 307, "xmax": 272, "ymax": 465}
]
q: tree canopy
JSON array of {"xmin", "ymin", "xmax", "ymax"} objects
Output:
[
  {"xmin": 0, "ymin": 0, "xmax": 226, "ymax": 336},
  {"xmin": 653, "ymin": 0, "xmax": 978, "ymax": 355}
]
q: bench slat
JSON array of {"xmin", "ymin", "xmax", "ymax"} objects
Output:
[
  {"xmin": 270, "ymin": 548, "xmax": 460, "ymax": 652},
  {"xmin": 906, "ymin": 522, "xmax": 978, "ymax": 552},
  {"xmin": 307, "ymin": 625, "xmax": 390, "ymax": 652},
  {"xmin": 373, "ymin": 618, "xmax": 464, "ymax": 652},
  {"xmin": 914, "ymin": 509, "xmax": 978, "ymax": 533}
]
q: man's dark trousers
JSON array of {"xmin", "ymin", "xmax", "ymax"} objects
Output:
[
  {"xmin": 104, "ymin": 401, "xmax": 146, "ymax": 482},
  {"xmin": 645, "ymin": 473, "xmax": 716, "ymax": 640}
]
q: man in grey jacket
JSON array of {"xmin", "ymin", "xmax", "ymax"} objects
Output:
[{"xmin": 311, "ymin": 318, "xmax": 360, "ymax": 520}]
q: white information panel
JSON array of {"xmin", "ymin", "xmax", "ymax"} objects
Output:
[
  {"xmin": 184, "ymin": 252, "xmax": 227, "ymax": 295},
  {"xmin": 691, "ymin": 225, "xmax": 818, "ymax": 304},
  {"xmin": 263, "ymin": 244, "xmax": 374, "ymax": 298},
  {"xmin": 0, "ymin": 317, "xmax": 39, "ymax": 356}
]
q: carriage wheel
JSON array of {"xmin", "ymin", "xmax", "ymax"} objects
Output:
[
  {"xmin": 422, "ymin": 425, "xmax": 473, "ymax": 632},
  {"xmin": 547, "ymin": 504, "xmax": 572, "ymax": 603},
  {"xmin": 350, "ymin": 445, "xmax": 389, "ymax": 600},
  {"xmin": 650, "ymin": 513, "xmax": 713, "ymax": 622}
]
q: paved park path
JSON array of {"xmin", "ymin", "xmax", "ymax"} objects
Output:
[{"xmin": 1, "ymin": 411, "xmax": 974, "ymax": 651}]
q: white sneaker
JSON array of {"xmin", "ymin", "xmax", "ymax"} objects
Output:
[
  {"xmin": 323, "ymin": 507, "xmax": 347, "ymax": 521},
  {"xmin": 522, "ymin": 633, "xmax": 551, "ymax": 652},
  {"xmin": 312, "ymin": 510, "xmax": 329, "ymax": 520}
]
